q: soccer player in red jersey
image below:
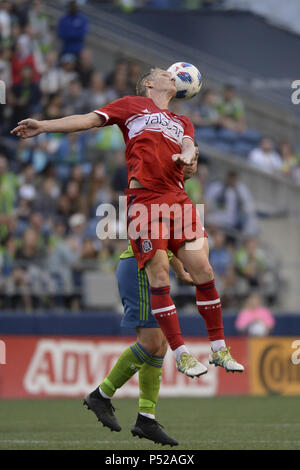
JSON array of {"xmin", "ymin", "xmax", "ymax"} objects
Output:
[{"xmin": 11, "ymin": 68, "xmax": 244, "ymax": 379}]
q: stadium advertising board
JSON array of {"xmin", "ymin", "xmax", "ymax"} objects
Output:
[
  {"xmin": 249, "ymin": 337, "xmax": 300, "ymax": 395},
  {"xmin": 0, "ymin": 336, "xmax": 248, "ymax": 398}
]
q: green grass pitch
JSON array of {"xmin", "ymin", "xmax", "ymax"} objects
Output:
[{"xmin": 0, "ymin": 396, "xmax": 299, "ymax": 450}]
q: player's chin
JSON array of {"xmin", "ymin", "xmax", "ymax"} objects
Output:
[{"xmin": 170, "ymin": 87, "xmax": 177, "ymax": 98}]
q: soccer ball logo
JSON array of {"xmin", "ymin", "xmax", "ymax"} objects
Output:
[{"xmin": 167, "ymin": 62, "xmax": 202, "ymax": 100}]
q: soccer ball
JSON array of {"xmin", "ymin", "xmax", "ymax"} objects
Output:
[{"xmin": 167, "ymin": 62, "xmax": 202, "ymax": 100}]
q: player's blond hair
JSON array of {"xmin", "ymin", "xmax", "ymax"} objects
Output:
[{"xmin": 136, "ymin": 68, "xmax": 160, "ymax": 97}]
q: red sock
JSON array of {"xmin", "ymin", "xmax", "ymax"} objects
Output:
[
  {"xmin": 150, "ymin": 286, "xmax": 184, "ymax": 350},
  {"xmin": 196, "ymin": 280, "xmax": 224, "ymax": 341}
]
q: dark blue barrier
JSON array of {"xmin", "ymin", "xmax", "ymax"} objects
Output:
[{"xmin": 1, "ymin": 311, "xmax": 300, "ymax": 336}]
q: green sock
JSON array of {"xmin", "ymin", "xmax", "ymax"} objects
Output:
[
  {"xmin": 139, "ymin": 356, "xmax": 164, "ymax": 416},
  {"xmin": 100, "ymin": 343, "xmax": 150, "ymax": 398}
]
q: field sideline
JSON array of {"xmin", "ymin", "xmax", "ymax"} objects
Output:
[{"xmin": 0, "ymin": 396, "xmax": 299, "ymax": 450}]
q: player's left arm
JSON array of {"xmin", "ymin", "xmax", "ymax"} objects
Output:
[
  {"xmin": 172, "ymin": 137, "xmax": 196, "ymax": 166},
  {"xmin": 172, "ymin": 116, "xmax": 196, "ymax": 166},
  {"xmin": 170, "ymin": 255, "xmax": 194, "ymax": 285},
  {"xmin": 182, "ymin": 143, "xmax": 199, "ymax": 180}
]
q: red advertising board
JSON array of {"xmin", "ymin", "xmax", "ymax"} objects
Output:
[{"xmin": 0, "ymin": 336, "xmax": 249, "ymax": 398}]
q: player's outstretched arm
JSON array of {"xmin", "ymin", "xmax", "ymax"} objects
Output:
[
  {"xmin": 11, "ymin": 112, "xmax": 104, "ymax": 139},
  {"xmin": 172, "ymin": 137, "xmax": 196, "ymax": 166}
]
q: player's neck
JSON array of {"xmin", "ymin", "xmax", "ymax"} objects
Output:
[{"xmin": 147, "ymin": 91, "xmax": 171, "ymax": 110}]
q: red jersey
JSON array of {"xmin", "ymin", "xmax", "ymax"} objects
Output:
[{"xmin": 94, "ymin": 96, "xmax": 194, "ymax": 193}]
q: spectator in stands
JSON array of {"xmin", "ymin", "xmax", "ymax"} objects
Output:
[
  {"xmin": 0, "ymin": 45, "xmax": 12, "ymax": 87},
  {"xmin": 54, "ymin": 132, "xmax": 87, "ymax": 180},
  {"xmin": 18, "ymin": 163, "xmax": 36, "ymax": 188},
  {"xmin": 44, "ymin": 92, "xmax": 64, "ymax": 119},
  {"xmin": 11, "ymin": 0, "xmax": 28, "ymax": 29},
  {"xmin": 57, "ymin": 0, "xmax": 89, "ymax": 57},
  {"xmin": 0, "ymin": 236, "xmax": 17, "ymax": 307},
  {"xmin": 192, "ymin": 88, "xmax": 220, "ymax": 128},
  {"xmin": 248, "ymin": 137, "xmax": 282, "ymax": 175},
  {"xmin": 98, "ymin": 239, "xmax": 120, "ymax": 273},
  {"xmin": 70, "ymin": 164, "xmax": 86, "ymax": 193},
  {"xmin": 47, "ymin": 221, "xmax": 80, "ymax": 308},
  {"xmin": 112, "ymin": 67, "xmax": 131, "ymax": 98},
  {"xmin": 77, "ymin": 47, "xmax": 94, "ymax": 88},
  {"xmin": 9, "ymin": 64, "xmax": 41, "ymax": 128},
  {"xmin": 11, "ymin": 33, "xmax": 39, "ymax": 85},
  {"xmin": 235, "ymin": 292, "xmax": 275, "ymax": 336},
  {"xmin": 81, "ymin": 238, "xmax": 101, "ymax": 267},
  {"xmin": 234, "ymin": 237, "xmax": 270, "ymax": 301},
  {"xmin": 184, "ymin": 153, "xmax": 209, "ymax": 204},
  {"xmin": 111, "ymin": 150, "xmax": 128, "ymax": 197},
  {"xmin": 0, "ymin": 2, "xmax": 11, "ymax": 41},
  {"xmin": 86, "ymin": 71, "xmax": 114, "ymax": 109},
  {"xmin": 209, "ymin": 230, "xmax": 232, "ymax": 278},
  {"xmin": 205, "ymin": 170, "xmax": 258, "ymax": 236},
  {"xmin": 10, "ymin": 227, "xmax": 54, "ymax": 309},
  {"xmin": 64, "ymin": 179, "xmax": 86, "ymax": 214},
  {"xmin": 0, "ymin": 153, "xmax": 18, "ymax": 213},
  {"xmin": 28, "ymin": 211, "xmax": 49, "ymax": 250},
  {"xmin": 57, "ymin": 53, "xmax": 78, "ymax": 88},
  {"xmin": 0, "ymin": 153, "xmax": 19, "ymax": 242},
  {"xmin": 40, "ymin": 51, "xmax": 62, "ymax": 95},
  {"xmin": 85, "ymin": 162, "xmax": 111, "ymax": 215},
  {"xmin": 127, "ymin": 60, "xmax": 143, "ymax": 94},
  {"xmin": 33, "ymin": 177, "xmax": 60, "ymax": 218},
  {"xmin": 28, "ymin": 0, "xmax": 51, "ymax": 54},
  {"xmin": 61, "ymin": 78, "xmax": 89, "ymax": 115},
  {"xmin": 216, "ymin": 84, "xmax": 246, "ymax": 133},
  {"xmin": 57, "ymin": 193, "xmax": 73, "ymax": 225},
  {"xmin": 279, "ymin": 140, "xmax": 300, "ymax": 184},
  {"xmin": 105, "ymin": 57, "xmax": 128, "ymax": 87},
  {"xmin": 209, "ymin": 229, "xmax": 235, "ymax": 304}
]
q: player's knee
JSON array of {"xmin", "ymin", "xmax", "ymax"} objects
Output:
[
  {"xmin": 149, "ymin": 265, "xmax": 169, "ymax": 287},
  {"xmin": 203, "ymin": 262, "xmax": 214, "ymax": 279},
  {"xmin": 192, "ymin": 261, "xmax": 214, "ymax": 284},
  {"xmin": 140, "ymin": 338, "xmax": 160, "ymax": 356},
  {"xmin": 155, "ymin": 270, "xmax": 169, "ymax": 287},
  {"xmin": 138, "ymin": 331, "xmax": 166, "ymax": 356},
  {"xmin": 160, "ymin": 338, "xmax": 168, "ymax": 357}
]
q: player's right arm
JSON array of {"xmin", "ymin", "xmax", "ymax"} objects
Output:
[
  {"xmin": 10, "ymin": 112, "xmax": 104, "ymax": 139},
  {"xmin": 11, "ymin": 96, "xmax": 131, "ymax": 139}
]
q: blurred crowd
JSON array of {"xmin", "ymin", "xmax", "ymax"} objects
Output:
[
  {"xmin": 0, "ymin": 0, "xmax": 284, "ymax": 313},
  {"xmin": 189, "ymin": 86, "xmax": 300, "ymax": 185},
  {"xmin": 91, "ymin": 0, "xmax": 225, "ymax": 10}
]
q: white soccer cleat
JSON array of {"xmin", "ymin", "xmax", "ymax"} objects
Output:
[
  {"xmin": 176, "ymin": 353, "xmax": 208, "ymax": 378},
  {"xmin": 209, "ymin": 346, "xmax": 244, "ymax": 373}
]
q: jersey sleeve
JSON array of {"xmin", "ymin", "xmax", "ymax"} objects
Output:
[
  {"xmin": 93, "ymin": 96, "xmax": 130, "ymax": 127},
  {"xmin": 182, "ymin": 116, "xmax": 195, "ymax": 141}
]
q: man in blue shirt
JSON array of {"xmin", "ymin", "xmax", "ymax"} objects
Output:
[{"xmin": 57, "ymin": 1, "xmax": 89, "ymax": 56}]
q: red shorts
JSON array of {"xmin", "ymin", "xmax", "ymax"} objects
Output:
[{"xmin": 126, "ymin": 188, "xmax": 208, "ymax": 269}]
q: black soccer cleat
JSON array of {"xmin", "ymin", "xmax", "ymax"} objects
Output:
[
  {"xmin": 83, "ymin": 387, "xmax": 121, "ymax": 432},
  {"xmin": 131, "ymin": 414, "xmax": 178, "ymax": 446}
]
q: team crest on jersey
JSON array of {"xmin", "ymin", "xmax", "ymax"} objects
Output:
[{"xmin": 142, "ymin": 240, "xmax": 153, "ymax": 253}]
